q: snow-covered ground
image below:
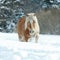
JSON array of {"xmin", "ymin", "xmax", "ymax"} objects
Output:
[{"xmin": 0, "ymin": 32, "xmax": 60, "ymax": 60}]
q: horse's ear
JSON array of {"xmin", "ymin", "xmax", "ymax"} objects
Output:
[
  {"xmin": 26, "ymin": 13, "xmax": 35, "ymax": 16},
  {"xmin": 33, "ymin": 13, "xmax": 36, "ymax": 16},
  {"xmin": 26, "ymin": 14, "xmax": 29, "ymax": 16}
]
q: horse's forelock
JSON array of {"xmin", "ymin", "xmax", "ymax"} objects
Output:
[{"xmin": 25, "ymin": 14, "xmax": 37, "ymax": 30}]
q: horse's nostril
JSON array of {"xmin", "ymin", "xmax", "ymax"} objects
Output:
[
  {"xmin": 30, "ymin": 30, "xmax": 31, "ymax": 33},
  {"xmin": 32, "ymin": 30, "xmax": 34, "ymax": 33},
  {"xmin": 30, "ymin": 30, "xmax": 34, "ymax": 33}
]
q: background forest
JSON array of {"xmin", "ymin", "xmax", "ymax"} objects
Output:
[{"xmin": 0, "ymin": 0, "xmax": 60, "ymax": 35}]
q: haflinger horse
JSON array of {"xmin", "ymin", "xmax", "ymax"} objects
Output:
[{"xmin": 17, "ymin": 13, "xmax": 40, "ymax": 42}]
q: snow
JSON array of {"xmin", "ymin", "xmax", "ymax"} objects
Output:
[
  {"xmin": 57, "ymin": 0, "xmax": 60, "ymax": 2},
  {"xmin": 0, "ymin": 32, "xmax": 60, "ymax": 60},
  {"xmin": 0, "ymin": 6, "xmax": 9, "ymax": 10},
  {"xmin": 16, "ymin": 0, "xmax": 20, "ymax": 2}
]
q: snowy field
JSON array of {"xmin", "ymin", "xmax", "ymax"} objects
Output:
[{"xmin": 0, "ymin": 32, "xmax": 60, "ymax": 60}]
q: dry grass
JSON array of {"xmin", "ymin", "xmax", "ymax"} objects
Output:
[{"xmin": 36, "ymin": 8, "xmax": 60, "ymax": 35}]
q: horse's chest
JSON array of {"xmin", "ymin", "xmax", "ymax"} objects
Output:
[{"xmin": 24, "ymin": 29, "xmax": 30, "ymax": 38}]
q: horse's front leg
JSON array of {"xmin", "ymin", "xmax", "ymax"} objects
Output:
[{"xmin": 35, "ymin": 33, "xmax": 39, "ymax": 43}]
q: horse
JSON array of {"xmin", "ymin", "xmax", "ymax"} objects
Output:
[{"xmin": 17, "ymin": 13, "xmax": 40, "ymax": 42}]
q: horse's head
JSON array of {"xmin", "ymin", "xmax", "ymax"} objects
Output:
[{"xmin": 25, "ymin": 13, "xmax": 38, "ymax": 36}]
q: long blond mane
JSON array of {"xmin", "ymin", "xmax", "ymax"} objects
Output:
[{"xmin": 25, "ymin": 13, "xmax": 39, "ymax": 31}]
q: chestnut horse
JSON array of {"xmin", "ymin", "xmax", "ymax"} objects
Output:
[{"xmin": 17, "ymin": 13, "xmax": 40, "ymax": 42}]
